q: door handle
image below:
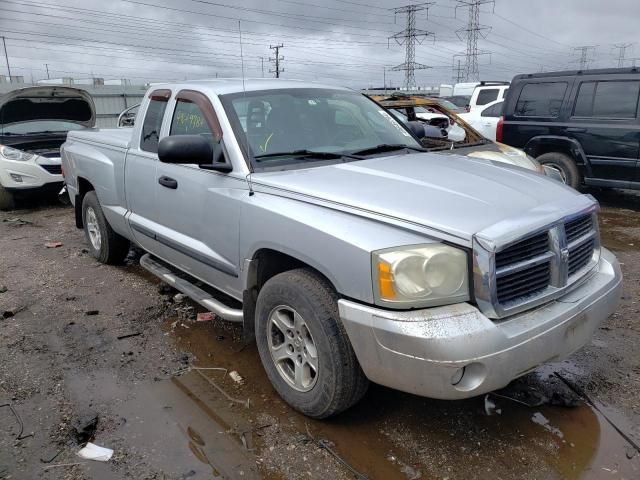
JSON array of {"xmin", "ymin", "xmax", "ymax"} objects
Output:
[
  {"xmin": 566, "ymin": 127, "xmax": 587, "ymax": 133},
  {"xmin": 158, "ymin": 176, "xmax": 178, "ymax": 189}
]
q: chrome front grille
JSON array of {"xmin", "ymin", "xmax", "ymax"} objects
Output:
[{"xmin": 474, "ymin": 208, "xmax": 600, "ymax": 319}]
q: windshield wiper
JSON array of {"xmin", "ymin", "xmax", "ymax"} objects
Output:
[
  {"xmin": 349, "ymin": 144, "xmax": 426, "ymax": 157},
  {"xmin": 253, "ymin": 149, "xmax": 356, "ymax": 162}
]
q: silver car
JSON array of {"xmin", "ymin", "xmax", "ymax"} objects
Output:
[{"xmin": 61, "ymin": 80, "xmax": 622, "ymax": 418}]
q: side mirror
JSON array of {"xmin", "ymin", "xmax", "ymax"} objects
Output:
[
  {"xmin": 158, "ymin": 135, "xmax": 214, "ymax": 165},
  {"xmin": 407, "ymin": 121, "xmax": 425, "ymax": 138}
]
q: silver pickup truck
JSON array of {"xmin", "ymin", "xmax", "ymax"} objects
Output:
[{"xmin": 61, "ymin": 79, "xmax": 622, "ymax": 419}]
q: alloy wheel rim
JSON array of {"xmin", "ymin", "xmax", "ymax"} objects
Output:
[
  {"xmin": 86, "ymin": 207, "xmax": 102, "ymax": 251},
  {"xmin": 267, "ymin": 305, "xmax": 319, "ymax": 392}
]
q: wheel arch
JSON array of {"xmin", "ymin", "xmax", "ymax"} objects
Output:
[
  {"xmin": 75, "ymin": 176, "xmax": 95, "ymax": 228},
  {"xmin": 524, "ymin": 136, "xmax": 590, "ymax": 173},
  {"xmin": 241, "ymin": 247, "xmax": 340, "ymax": 341}
]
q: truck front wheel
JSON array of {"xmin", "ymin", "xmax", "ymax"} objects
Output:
[
  {"xmin": 81, "ymin": 191, "xmax": 130, "ymax": 264},
  {"xmin": 255, "ymin": 269, "xmax": 369, "ymax": 418}
]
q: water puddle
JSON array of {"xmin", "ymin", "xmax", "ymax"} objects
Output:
[
  {"xmin": 160, "ymin": 316, "xmax": 640, "ymax": 479},
  {"xmin": 599, "ymin": 207, "xmax": 640, "ymax": 252}
]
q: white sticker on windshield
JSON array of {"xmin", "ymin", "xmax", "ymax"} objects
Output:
[{"xmin": 378, "ymin": 110, "xmax": 411, "ymax": 137}]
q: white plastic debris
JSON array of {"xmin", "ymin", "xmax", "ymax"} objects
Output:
[
  {"xmin": 229, "ymin": 371, "xmax": 245, "ymax": 385},
  {"xmin": 531, "ymin": 412, "xmax": 564, "ymax": 438},
  {"xmin": 173, "ymin": 293, "xmax": 187, "ymax": 303},
  {"xmin": 77, "ymin": 442, "xmax": 113, "ymax": 462},
  {"xmin": 484, "ymin": 394, "xmax": 501, "ymax": 416}
]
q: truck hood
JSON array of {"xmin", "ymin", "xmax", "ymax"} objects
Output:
[
  {"xmin": 253, "ymin": 152, "xmax": 585, "ymax": 242},
  {"xmin": 0, "ymin": 86, "xmax": 95, "ymax": 128}
]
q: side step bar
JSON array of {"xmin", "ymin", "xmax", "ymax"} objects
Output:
[{"xmin": 140, "ymin": 253, "xmax": 243, "ymax": 323}]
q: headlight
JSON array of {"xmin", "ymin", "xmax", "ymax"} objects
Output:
[
  {"xmin": 0, "ymin": 145, "xmax": 37, "ymax": 162},
  {"xmin": 373, "ymin": 244, "xmax": 469, "ymax": 308}
]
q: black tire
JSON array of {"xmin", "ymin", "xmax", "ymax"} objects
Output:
[
  {"xmin": 0, "ymin": 185, "xmax": 16, "ymax": 211},
  {"xmin": 255, "ymin": 269, "xmax": 369, "ymax": 418},
  {"xmin": 81, "ymin": 191, "xmax": 130, "ymax": 264},
  {"xmin": 536, "ymin": 152, "xmax": 581, "ymax": 189}
]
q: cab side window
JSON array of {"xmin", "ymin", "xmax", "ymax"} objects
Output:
[
  {"xmin": 476, "ymin": 88, "xmax": 500, "ymax": 106},
  {"xmin": 169, "ymin": 90, "xmax": 224, "ymax": 163},
  {"xmin": 481, "ymin": 102, "xmax": 503, "ymax": 118},
  {"xmin": 573, "ymin": 81, "xmax": 640, "ymax": 119},
  {"xmin": 140, "ymin": 90, "xmax": 170, "ymax": 153}
]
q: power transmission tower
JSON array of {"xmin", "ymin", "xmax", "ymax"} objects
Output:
[
  {"xmin": 573, "ymin": 45, "xmax": 597, "ymax": 70},
  {"xmin": 389, "ymin": 3, "xmax": 434, "ymax": 91},
  {"xmin": 613, "ymin": 43, "xmax": 633, "ymax": 68},
  {"xmin": 269, "ymin": 44, "xmax": 284, "ymax": 78},
  {"xmin": 454, "ymin": 0, "xmax": 494, "ymax": 82}
]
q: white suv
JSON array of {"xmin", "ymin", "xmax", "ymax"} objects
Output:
[
  {"xmin": 468, "ymin": 82, "xmax": 509, "ymax": 112},
  {"xmin": 0, "ymin": 86, "xmax": 95, "ymax": 210}
]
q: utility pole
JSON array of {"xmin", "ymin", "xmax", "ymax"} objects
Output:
[
  {"xmin": 389, "ymin": 3, "xmax": 434, "ymax": 91},
  {"xmin": 573, "ymin": 45, "xmax": 597, "ymax": 70},
  {"xmin": 613, "ymin": 43, "xmax": 633, "ymax": 68},
  {"xmin": 1, "ymin": 36, "xmax": 11, "ymax": 78},
  {"xmin": 269, "ymin": 44, "xmax": 284, "ymax": 78},
  {"xmin": 259, "ymin": 56, "xmax": 265, "ymax": 78},
  {"xmin": 452, "ymin": 57, "xmax": 464, "ymax": 83},
  {"xmin": 454, "ymin": 0, "xmax": 494, "ymax": 82},
  {"xmin": 45, "ymin": 63, "xmax": 50, "ymax": 79}
]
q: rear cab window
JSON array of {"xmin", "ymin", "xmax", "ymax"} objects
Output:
[
  {"xmin": 140, "ymin": 89, "xmax": 171, "ymax": 153},
  {"xmin": 481, "ymin": 102, "xmax": 503, "ymax": 118},
  {"xmin": 514, "ymin": 82, "xmax": 568, "ymax": 117},
  {"xmin": 573, "ymin": 80, "xmax": 640, "ymax": 119}
]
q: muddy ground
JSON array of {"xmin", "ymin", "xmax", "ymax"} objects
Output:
[{"xmin": 1, "ymin": 189, "xmax": 640, "ymax": 480}]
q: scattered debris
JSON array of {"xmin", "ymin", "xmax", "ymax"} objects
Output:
[
  {"xmin": 45, "ymin": 241, "xmax": 63, "ymax": 248},
  {"xmin": 484, "ymin": 394, "xmax": 501, "ymax": 416},
  {"xmin": 626, "ymin": 446, "xmax": 637, "ymax": 460},
  {"xmin": 117, "ymin": 332, "xmax": 142, "ymax": 340},
  {"xmin": 0, "ymin": 285, "xmax": 7, "ymax": 294},
  {"xmin": 304, "ymin": 425, "xmax": 368, "ymax": 480},
  {"xmin": 531, "ymin": 412, "xmax": 564, "ymax": 438},
  {"xmin": 3, "ymin": 306, "xmax": 25, "ymax": 319},
  {"xmin": 42, "ymin": 462, "xmax": 86, "ymax": 470},
  {"xmin": 3, "ymin": 217, "xmax": 31, "ymax": 226},
  {"xmin": 0, "ymin": 403, "xmax": 32, "ymax": 440},
  {"xmin": 77, "ymin": 442, "xmax": 113, "ymax": 462},
  {"xmin": 193, "ymin": 368, "xmax": 249, "ymax": 408},
  {"xmin": 85, "ymin": 310, "xmax": 99, "ymax": 316},
  {"xmin": 158, "ymin": 284, "xmax": 175, "ymax": 295},
  {"xmin": 196, "ymin": 312, "xmax": 215, "ymax": 322},
  {"xmin": 72, "ymin": 415, "xmax": 99, "ymax": 444},
  {"xmin": 229, "ymin": 370, "xmax": 245, "ymax": 385},
  {"xmin": 40, "ymin": 449, "xmax": 63, "ymax": 464},
  {"xmin": 173, "ymin": 293, "xmax": 187, "ymax": 303}
]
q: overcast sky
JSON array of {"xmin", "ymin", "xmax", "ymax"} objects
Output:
[{"xmin": 1, "ymin": 0, "xmax": 639, "ymax": 88}]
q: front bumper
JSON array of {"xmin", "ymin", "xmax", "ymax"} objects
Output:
[
  {"xmin": 0, "ymin": 157, "xmax": 62, "ymax": 190},
  {"xmin": 338, "ymin": 248, "xmax": 622, "ymax": 400}
]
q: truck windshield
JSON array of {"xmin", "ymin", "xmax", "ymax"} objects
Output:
[{"xmin": 220, "ymin": 88, "xmax": 423, "ymax": 169}]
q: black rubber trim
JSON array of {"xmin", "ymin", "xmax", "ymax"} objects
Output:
[{"xmin": 130, "ymin": 223, "xmax": 238, "ymax": 277}]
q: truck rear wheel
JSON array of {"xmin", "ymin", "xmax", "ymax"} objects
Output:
[
  {"xmin": 0, "ymin": 185, "xmax": 16, "ymax": 211},
  {"xmin": 537, "ymin": 152, "xmax": 581, "ymax": 189},
  {"xmin": 82, "ymin": 191, "xmax": 130, "ymax": 264},
  {"xmin": 255, "ymin": 268, "xmax": 369, "ymax": 418}
]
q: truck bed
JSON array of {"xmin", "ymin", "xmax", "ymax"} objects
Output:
[{"xmin": 67, "ymin": 127, "xmax": 132, "ymax": 150}]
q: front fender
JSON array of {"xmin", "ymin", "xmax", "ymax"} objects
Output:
[{"xmin": 239, "ymin": 193, "xmax": 431, "ymax": 304}]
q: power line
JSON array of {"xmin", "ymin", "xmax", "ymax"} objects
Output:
[
  {"xmin": 389, "ymin": 3, "xmax": 434, "ymax": 90},
  {"xmin": 269, "ymin": 44, "xmax": 284, "ymax": 78},
  {"xmin": 1, "ymin": 36, "xmax": 11, "ymax": 77},
  {"xmin": 454, "ymin": 0, "xmax": 494, "ymax": 82}
]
